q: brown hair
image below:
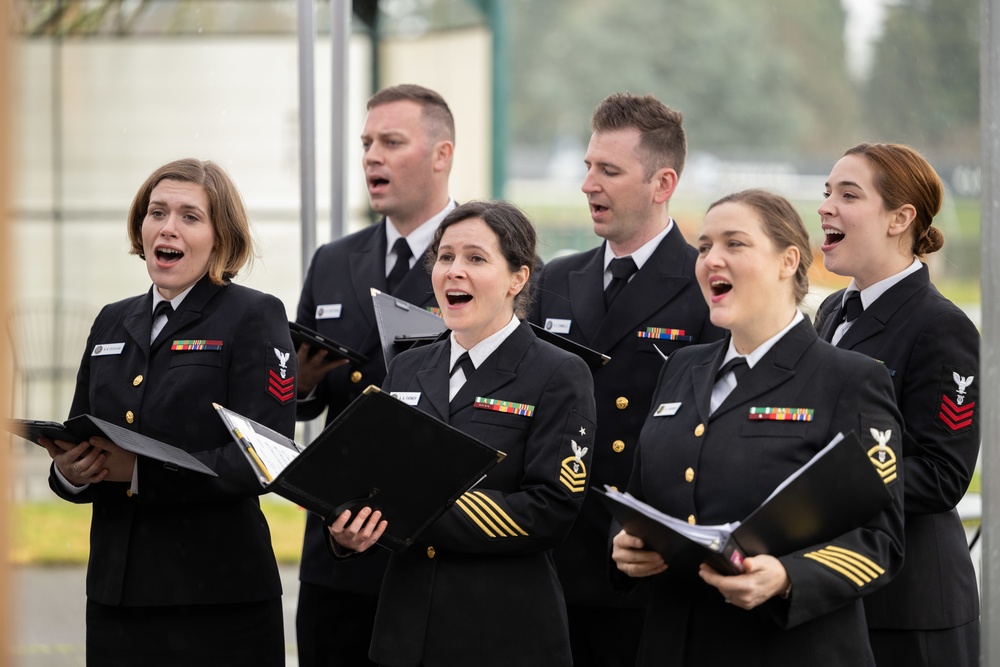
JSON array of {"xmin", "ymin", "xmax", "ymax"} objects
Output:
[
  {"xmin": 127, "ymin": 158, "xmax": 254, "ymax": 284},
  {"xmin": 427, "ymin": 200, "xmax": 537, "ymax": 319},
  {"xmin": 708, "ymin": 189, "xmax": 813, "ymax": 304},
  {"xmin": 591, "ymin": 92, "xmax": 686, "ymax": 180},
  {"xmin": 368, "ymin": 83, "xmax": 455, "ymax": 144},
  {"xmin": 844, "ymin": 142, "xmax": 945, "ymax": 256}
]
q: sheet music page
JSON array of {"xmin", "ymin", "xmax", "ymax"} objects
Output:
[
  {"xmin": 225, "ymin": 411, "xmax": 300, "ymax": 479},
  {"xmin": 607, "ymin": 486, "xmax": 740, "ymax": 548}
]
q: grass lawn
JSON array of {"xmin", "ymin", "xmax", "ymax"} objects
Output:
[{"xmin": 11, "ymin": 498, "xmax": 307, "ymax": 565}]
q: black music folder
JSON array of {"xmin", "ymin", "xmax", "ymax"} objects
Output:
[
  {"xmin": 371, "ymin": 288, "xmax": 448, "ymax": 368},
  {"xmin": 9, "ymin": 416, "xmax": 218, "ymax": 476},
  {"xmin": 371, "ymin": 289, "xmax": 611, "ymax": 372},
  {"xmin": 598, "ymin": 431, "xmax": 892, "ymax": 575},
  {"xmin": 529, "ymin": 325, "xmax": 610, "ymax": 372},
  {"xmin": 289, "ymin": 321, "xmax": 369, "ymax": 365},
  {"xmin": 214, "ymin": 386, "xmax": 506, "ymax": 552}
]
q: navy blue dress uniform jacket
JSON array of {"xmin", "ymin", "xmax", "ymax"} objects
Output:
[
  {"xmin": 624, "ymin": 320, "xmax": 905, "ymax": 667},
  {"xmin": 295, "ymin": 219, "xmax": 439, "ymax": 595},
  {"xmin": 528, "ymin": 225, "xmax": 723, "ymax": 607},
  {"xmin": 371, "ymin": 321, "xmax": 597, "ymax": 667},
  {"xmin": 49, "ymin": 276, "xmax": 296, "ymax": 607},
  {"xmin": 815, "ymin": 264, "xmax": 980, "ymax": 633}
]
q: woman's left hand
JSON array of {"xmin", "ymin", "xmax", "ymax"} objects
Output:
[
  {"xmin": 698, "ymin": 555, "xmax": 790, "ymax": 610},
  {"xmin": 88, "ymin": 436, "xmax": 138, "ymax": 483}
]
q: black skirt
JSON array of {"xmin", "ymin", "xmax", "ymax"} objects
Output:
[{"xmin": 86, "ymin": 597, "xmax": 284, "ymax": 667}]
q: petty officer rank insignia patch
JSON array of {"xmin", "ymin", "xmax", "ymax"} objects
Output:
[
  {"xmin": 267, "ymin": 343, "xmax": 295, "ymax": 404},
  {"xmin": 938, "ymin": 365, "xmax": 977, "ymax": 434},
  {"xmin": 558, "ymin": 412, "xmax": 596, "ymax": 494},
  {"xmin": 867, "ymin": 428, "xmax": 898, "ymax": 485}
]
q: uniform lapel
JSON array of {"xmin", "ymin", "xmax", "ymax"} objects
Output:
[
  {"xmin": 449, "ymin": 322, "xmax": 532, "ymax": 413},
  {"xmin": 416, "ymin": 342, "xmax": 452, "ymax": 422},
  {"xmin": 712, "ymin": 320, "xmax": 815, "ymax": 419},
  {"xmin": 692, "ymin": 343, "xmax": 725, "ymax": 424},
  {"xmin": 816, "ymin": 289, "xmax": 845, "ymax": 343},
  {"xmin": 567, "ymin": 249, "xmax": 606, "ymax": 343},
  {"xmin": 351, "ymin": 222, "xmax": 390, "ymax": 355},
  {"xmin": 837, "ymin": 265, "xmax": 930, "ymax": 350},
  {"xmin": 591, "ymin": 226, "xmax": 696, "ymax": 353},
  {"xmin": 151, "ymin": 276, "xmax": 224, "ymax": 350},
  {"xmin": 124, "ymin": 289, "xmax": 154, "ymax": 354}
]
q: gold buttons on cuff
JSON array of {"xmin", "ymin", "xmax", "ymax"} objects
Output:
[
  {"xmin": 687, "ymin": 515, "xmax": 696, "ymax": 525},
  {"xmin": 694, "ymin": 423, "xmax": 705, "ymax": 437},
  {"xmin": 615, "ymin": 396, "xmax": 629, "ymax": 410},
  {"xmin": 350, "ymin": 371, "xmax": 363, "ymax": 384},
  {"xmin": 612, "ymin": 440, "xmax": 625, "ymax": 453},
  {"xmin": 126, "ymin": 411, "xmax": 135, "ymax": 424},
  {"xmin": 684, "ymin": 467, "xmax": 695, "ymax": 483},
  {"xmin": 132, "ymin": 375, "xmax": 143, "ymax": 386},
  {"xmin": 426, "ymin": 546, "xmax": 436, "ymax": 559}
]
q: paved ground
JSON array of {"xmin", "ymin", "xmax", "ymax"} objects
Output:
[{"xmin": 11, "ymin": 564, "xmax": 301, "ymax": 667}]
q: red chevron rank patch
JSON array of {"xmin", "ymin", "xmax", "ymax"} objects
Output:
[
  {"xmin": 267, "ymin": 343, "xmax": 296, "ymax": 404},
  {"xmin": 939, "ymin": 395, "xmax": 974, "ymax": 431},
  {"xmin": 937, "ymin": 365, "xmax": 977, "ymax": 433}
]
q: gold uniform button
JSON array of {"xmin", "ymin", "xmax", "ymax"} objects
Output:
[
  {"xmin": 684, "ymin": 467, "xmax": 695, "ymax": 483},
  {"xmin": 350, "ymin": 371, "xmax": 363, "ymax": 384},
  {"xmin": 615, "ymin": 397, "xmax": 629, "ymax": 410},
  {"xmin": 133, "ymin": 375, "xmax": 143, "ymax": 387},
  {"xmin": 694, "ymin": 423, "xmax": 705, "ymax": 437},
  {"xmin": 126, "ymin": 489, "xmax": 134, "ymax": 498},
  {"xmin": 687, "ymin": 515, "xmax": 696, "ymax": 525},
  {"xmin": 126, "ymin": 411, "xmax": 135, "ymax": 424},
  {"xmin": 426, "ymin": 546, "xmax": 436, "ymax": 559},
  {"xmin": 612, "ymin": 440, "xmax": 625, "ymax": 453}
]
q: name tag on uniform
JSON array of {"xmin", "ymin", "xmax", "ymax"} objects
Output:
[
  {"xmin": 316, "ymin": 304, "xmax": 342, "ymax": 320},
  {"xmin": 91, "ymin": 342, "xmax": 125, "ymax": 356},
  {"xmin": 654, "ymin": 402, "xmax": 682, "ymax": 417},
  {"xmin": 391, "ymin": 391, "xmax": 421, "ymax": 406},
  {"xmin": 544, "ymin": 318, "xmax": 572, "ymax": 334}
]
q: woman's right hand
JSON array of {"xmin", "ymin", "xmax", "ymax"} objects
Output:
[
  {"xmin": 327, "ymin": 506, "xmax": 387, "ymax": 554},
  {"xmin": 39, "ymin": 437, "xmax": 109, "ymax": 487},
  {"xmin": 612, "ymin": 529, "xmax": 667, "ymax": 577}
]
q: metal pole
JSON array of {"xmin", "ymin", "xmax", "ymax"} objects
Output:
[
  {"xmin": 330, "ymin": 0, "xmax": 351, "ymax": 241},
  {"xmin": 297, "ymin": 0, "xmax": 317, "ymax": 275},
  {"xmin": 488, "ymin": 0, "xmax": 508, "ymax": 199},
  {"xmin": 980, "ymin": 0, "xmax": 1000, "ymax": 663}
]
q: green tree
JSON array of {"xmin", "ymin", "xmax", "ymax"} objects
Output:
[
  {"xmin": 864, "ymin": 0, "xmax": 979, "ymax": 159},
  {"xmin": 507, "ymin": 0, "xmax": 858, "ymax": 164}
]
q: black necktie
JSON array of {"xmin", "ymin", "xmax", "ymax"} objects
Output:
[
  {"xmin": 840, "ymin": 291, "xmax": 863, "ymax": 323},
  {"xmin": 153, "ymin": 300, "xmax": 174, "ymax": 322},
  {"xmin": 451, "ymin": 352, "xmax": 476, "ymax": 381},
  {"xmin": 715, "ymin": 356, "xmax": 749, "ymax": 385},
  {"xmin": 604, "ymin": 256, "xmax": 638, "ymax": 309},
  {"xmin": 386, "ymin": 238, "xmax": 413, "ymax": 294}
]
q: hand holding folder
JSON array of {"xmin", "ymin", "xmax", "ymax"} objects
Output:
[
  {"xmin": 8, "ymin": 416, "xmax": 218, "ymax": 476},
  {"xmin": 215, "ymin": 386, "xmax": 506, "ymax": 552},
  {"xmin": 600, "ymin": 431, "xmax": 892, "ymax": 575}
]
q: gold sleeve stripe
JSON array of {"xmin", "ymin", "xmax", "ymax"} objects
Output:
[
  {"xmin": 459, "ymin": 493, "xmax": 516, "ymax": 537},
  {"xmin": 825, "ymin": 545, "xmax": 886, "ymax": 575},
  {"xmin": 454, "ymin": 496, "xmax": 499, "ymax": 538},
  {"xmin": 811, "ymin": 551, "xmax": 876, "ymax": 581},
  {"xmin": 803, "ymin": 545, "xmax": 885, "ymax": 587},
  {"xmin": 804, "ymin": 553, "xmax": 866, "ymax": 587},
  {"xmin": 467, "ymin": 491, "xmax": 529, "ymax": 536}
]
